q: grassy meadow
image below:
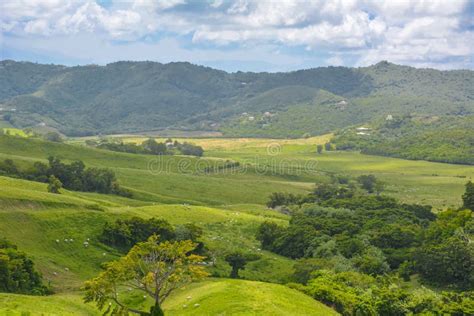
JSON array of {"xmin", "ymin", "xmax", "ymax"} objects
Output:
[
  {"xmin": 0, "ymin": 132, "xmax": 473, "ymax": 314},
  {"xmin": 77, "ymin": 133, "xmax": 474, "ymax": 210}
]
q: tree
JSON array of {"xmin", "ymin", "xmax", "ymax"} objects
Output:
[
  {"xmin": 256, "ymin": 221, "xmax": 284, "ymax": 250},
  {"xmin": 351, "ymin": 246, "xmax": 390, "ymax": 275},
  {"xmin": 43, "ymin": 132, "xmax": 62, "ymax": 142},
  {"xmin": 47, "ymin": 175, "xmax": 62, "ymax": 194},
  {"xmin": 462, "ymin": 181, "xmax": 474, "ymax": 210},
  {"xmin": 416, "ymin": 235, "xmax": 474, "ymax": 287},
  {"xmin": 225, "ymin": 252, "xmax": 260, "ymax": 278},
  {"xmin": 83, "ymin": 235, "xmax": 208, "ymax": 316},
  {"xmin": 357, "ymin": 175, "xmax": 378, "ymax": 193},
  {"xmin": 316, "ymin": 144, "xmax": 323, "ymax": 154},
  {"xmin": 0, "ymin": 159, "xmax": 19, "ymax": 175},
  {"xmin": 324, "ymin": 142, "xmax": 332, "ymax": 151},
  {"xmin": 143, "ymin": 138, "xmax": 167, "ymax": 155},
  {"xmin": 266, "ymin": 192, "xmax": 302, "ymax": 208},
  {"xmin": 100, "ymin": 217, "xmax": 176, "ymax": 251},
  {"xmin": 0, "ymin": 238, "xmax": 50, "ymax": 295}
]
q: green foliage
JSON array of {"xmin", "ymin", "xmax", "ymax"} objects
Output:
[
  {"xmin": 88, "ymin": 137, "xmax": 204, "ymax": 157},
  {"xmin": 83, "ymin": 235, "xmax": 209, "ymax": 316},
  {"xmin": 266, "ymin": 192, "xmax": 306, "ymax": 208},
  {"xmin": 0, "ymin": 238, "xmax": 50, "ymax": 295},
  {"xmin": 316, "ymin": 144, "xmax": 323, "ymax": 154},
  {"xmin": 43, "ymin": 132, "xmax": 62, "ymax": 143},
  {"xmin": 351, "ymin": 246, "xmax": 390, "ymax": 275},
  {"xmin": 333, "ymin": 115, "xmax": 474, "ymax": 165},
  {"xmin": 301, "ymin": 270, "xmax": 474, "ymax": 316},
  {"xmin": 224, "ymin": 252, "xmax": 261, "ymax": 279},
  {"xmin": 357, "ymin": 174, "xmax": 382, "ymax": 193},
  {"xmin": 0, "ymin": 157, "xmax": 132, "ymax": 198},
  {"xmin": 255, "ymin": 221, "xmax": 285, "ymax": 250},
  {"xmin": 99, "ymin": 217, "xmax": 176, "ymax": 252},
  {"xmin": 415, "ymin": 209, "xmax": 474, "ymax": 288},
  {"xmin": 462, "ymin": 181, "xmax": 474, "ymax": 210},
  {"xmin": 47, "ymin": 175, "xmax": 62, "ymax": 194},
  {"xmin": 257, "ymin": 190, "xmax": 441, "ymax": 281}
]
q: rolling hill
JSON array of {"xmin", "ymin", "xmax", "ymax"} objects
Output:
[
  {"xmin": 0, "ymin": 279, "xmax": 337, "ymax": 316},
  {"xmin": 1, "ymin": 60, "xmax": 472, "ymax": 137}
]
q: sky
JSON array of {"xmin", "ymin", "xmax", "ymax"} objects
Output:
[{"xmin": 1, "ymin": 0, "xmax": 473, "ymax": 72}]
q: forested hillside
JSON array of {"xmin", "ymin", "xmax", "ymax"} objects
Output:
[
  {"xmin": 1, "ymin": 60, "xmax": 472, "ymax": 137},
  {"xmin": 332, "ymin": 115, "xmax": 474, "ymax": 165}
]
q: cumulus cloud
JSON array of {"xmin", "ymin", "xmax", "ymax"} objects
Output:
[{"xmin": 1, "ymin": 0, "xmax": 472, "ymax": 70}]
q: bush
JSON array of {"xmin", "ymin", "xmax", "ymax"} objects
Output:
[
  {"xmin": 47, "ymin": 175, "xmax": 62, "ymax": 194},
  {"xmin": 0, "ymin": 238, "xmax": 51, "ymax": 295},
  {"xmin": 100, "ymin": 217, "xmax": 175, "ymax": 251}
]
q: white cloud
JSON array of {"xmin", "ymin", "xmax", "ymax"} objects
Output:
[
  {"xmin": 1, "ymin": 0, "xmax": 472, "ymax": 70},
  {"xmin": 24, "ymin": 19, "xmax": 51, "ymax": 35},
  {"xmin": 210, "ymin": 0, "xmax": 224, "ymax": 9},
  {"xmin": 326, "ymin": 55, "xmax": 344, "ymax": 66},
  {"xmin": 227, "ymin": 0, "xmax": 249, "ymax": 14}
]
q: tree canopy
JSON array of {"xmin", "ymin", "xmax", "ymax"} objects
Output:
[{"xmin": 83, "ymin": 235, "xmax": 209, "ymax": 316}]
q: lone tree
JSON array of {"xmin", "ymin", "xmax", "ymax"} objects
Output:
[
  {"xmin": 316, "ymin": 144, "xmax": 323, "ymax": 154},
  {"xmin": 47, "ymin": 175, "xmax": 62, "ymax": 194},
  {"xmin": 83, "ymin": 235, "xmax": 208, "ymax": 316},
  {"xmin": 225, "ymin": 252, "xmax": 260, "ymax": 279},
  {"xmin": 462, "ymin": 181, "xmax": 474, "ymax": 210},
  {"xmin": 43, "ymin": 132, "xmax": 62, "ymax": 142}
]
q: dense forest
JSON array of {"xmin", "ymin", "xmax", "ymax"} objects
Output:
[{"xmin": 257, "ymin": 179, "xmax": 474, "ymax": 315}]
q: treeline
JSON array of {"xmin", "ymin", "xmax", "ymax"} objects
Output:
[
  {"xmin": 0, "ymin": 157, "xmax": 131, "ymax": 197},
  {"xmin": 99, "ymin": 217, "xmax": 206, "ymax": 256},
  {"xmin": 86, "ymin": 138, "xmax": 204, "ymax": 157},
  {"xmin": 0, "ymin": 238, "xmax": 51, "ymax": 295},
  {"xmin": 267, "ymin": 174, "xmax": 385, "ymax": 209},
  {"xmin": 332, "ymin": 115, "xmax": 474, "ymax": 165},
  {"xmin": 257, "ymin": 181, "xmax": 474, "ymax": 314}
]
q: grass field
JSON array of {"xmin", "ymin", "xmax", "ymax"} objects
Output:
[
  {"xmin": 1, "ymin": 128, "xmax": 32, "ymax": 137},
  {"xmin": 93, "ymin": 134, "xmax": 474, "ymax": 209}
]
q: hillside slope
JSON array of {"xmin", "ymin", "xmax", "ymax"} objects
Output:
[
  {"xmin": 0, "ymin": 279, "xmax": 338, "ymax": 316},
  {"xmin": 1, "ymin": 60, "xmax": 472, "ymax": 137}
]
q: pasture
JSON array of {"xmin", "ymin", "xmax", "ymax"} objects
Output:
[{"xmin": 85, "ymin": 134, "xmax": 474, "ymax": 209}]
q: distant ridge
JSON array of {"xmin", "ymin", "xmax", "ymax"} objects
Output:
[{"xmin": 0, "ymin": 60, "xmax": 472, "ymax": 137}]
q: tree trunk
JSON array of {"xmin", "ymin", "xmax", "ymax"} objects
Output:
[
  {"xmin": 149, "ymin": 301, "xmax": 164, "ymax": 316},
  {"xmin": 230, "ymin": 266, "xmax": 239, "ymax": 278}
]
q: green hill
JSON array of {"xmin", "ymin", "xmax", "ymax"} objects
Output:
[
  {"xmin": 0, "ymin": 279, "xmax": 337, "ymax": 316},
  {"xmin": 1, "ymin": 60, "xmax": 472, "ymax": 137}
]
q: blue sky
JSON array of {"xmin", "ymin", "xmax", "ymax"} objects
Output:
[{"xmin": 1, "ymin": 0, "xmax": 473, "ymax": 72}]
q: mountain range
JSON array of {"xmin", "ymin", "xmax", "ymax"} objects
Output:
[{"xmin": 0, "ymin": 60, "xmax": 472, "ymax": 137}]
